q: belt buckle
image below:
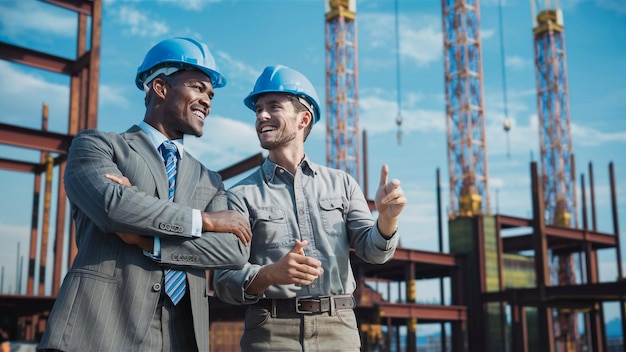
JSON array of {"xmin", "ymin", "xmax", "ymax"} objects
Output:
[{"xmin": 295, "ymin": 296, "xmax": 318, "ymax": 314}]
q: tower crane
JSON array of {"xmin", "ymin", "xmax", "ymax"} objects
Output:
[
  {"xmin": 325, "ymin": 0, "xmax": 360, "ymax": 184},
  {"xmin": 442, "ymin": 0, "xmax": 490, "ymax": 218},
  {"xmin": 531, "ymin": 0, "xmax": 578, "ymax": 350}
]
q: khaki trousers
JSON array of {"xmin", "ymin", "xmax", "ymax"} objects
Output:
[{"xmin": 240, "ymin": 305, "xmax": 361, "ymax": 352}]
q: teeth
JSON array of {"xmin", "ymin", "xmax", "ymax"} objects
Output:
[
  {"xmin": 261, "ymin": 126, "xmax": 276, "ymax": 133},
  {"xmin": 193, "ymin": 111, "xmax": 205, "ymax": 120}
]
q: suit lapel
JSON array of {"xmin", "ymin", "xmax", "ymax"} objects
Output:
[{"xmin": 124, "ymin": 126, "xmax": 169, "ymax": 200}]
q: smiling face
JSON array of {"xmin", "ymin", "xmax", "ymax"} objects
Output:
[
  {"xmin": 150, "ymin": 69, "xmax": 215, "ymax": 140},
  {"xmin": 254, "ymin": 93, "xmax": 305, "ymax": 151}
]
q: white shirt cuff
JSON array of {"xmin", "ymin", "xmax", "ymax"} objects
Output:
[{"xmin": 192, "ymin": 209, "xmax": 202, "ymax": 237}]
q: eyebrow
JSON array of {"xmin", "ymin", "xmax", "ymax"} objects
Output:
[
  {"xmin": 256, "ymin": 98, "xmax": 286, "ymax": 108},
  {"xmin": 186, "ymin": 79, "xmax": 210, "ymax": 88}
]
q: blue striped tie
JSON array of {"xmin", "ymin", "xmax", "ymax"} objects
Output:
[{"xmin": 160, "ymin": 140, "xmax": 186, "ymax": 305}]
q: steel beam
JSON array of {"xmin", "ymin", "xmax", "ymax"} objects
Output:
[
  {"xmin": 0, "ymin": 42, "xmax": 76, "ymax": 75},
  {"xmin": 217, "ymin": 152, "xmax": 264, "ymax": 181},
  {"xmin": 0, "ymin": 123, "xmax": 73, "ymax": 154},
  {"xmin": 0, "ymin": 159, "xmax": 44, "ymax": 173},
  {"xmin": 42, "ymin": 0, "xmax": 94, "ymax": 15},
  {"xmin": 377, "ymin": 302, "xmax": 467, "ymax": 322}
]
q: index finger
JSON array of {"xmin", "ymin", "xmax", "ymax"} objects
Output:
[{"xmin": 379, "ymin": 164, "xmax": 389, "ymax": 187}]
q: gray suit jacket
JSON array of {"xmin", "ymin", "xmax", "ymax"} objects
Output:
[{"xmin": 39, "ymin": 126, "xmax": 248, "ymax": 351}]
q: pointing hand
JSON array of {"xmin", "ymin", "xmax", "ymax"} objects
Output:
[{"xmin": 374, "ymin": 164, "xmax": 406, "ymax": 221}]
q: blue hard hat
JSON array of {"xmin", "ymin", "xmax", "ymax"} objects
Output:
[
  {"xmin": 244, "ymin": 65, "xmax": 321, "ymax": 124},
  {"xmin": 135, "ymin": 37, "xmax": 226, "ymax": 90}
]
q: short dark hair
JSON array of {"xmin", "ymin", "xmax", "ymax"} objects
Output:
[{"xmin": 286, "ymin": 95, "xmax": 314, "ymax": 141}]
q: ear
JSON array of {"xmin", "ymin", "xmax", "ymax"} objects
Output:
[
  {"xmin": 298, "ymin": 110, "xmax": 312, "ymax": 130},
  {"xmin": 151, "ymin": 78, "xmax": 168, "ymax": 99}
]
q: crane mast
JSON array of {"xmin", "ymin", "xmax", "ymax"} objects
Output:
[
  {"xmin": 532, "ymin": 0, "xmax": 578, "ymax": 350},
  {"xmin": 532, "ymin": 0, "xmax": 576, "ymax": 229},
  {"xmin": 325, "ymin": 0, "xmax": 361, "ymax": 184},
  {"xmin": 442, "ymin": 0, "xmax": 490, "ymax": 218}
]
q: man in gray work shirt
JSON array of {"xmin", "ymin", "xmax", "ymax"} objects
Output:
[{"xmin": 213, "ymin": 65, "xmax": 407, "ymax": 351}]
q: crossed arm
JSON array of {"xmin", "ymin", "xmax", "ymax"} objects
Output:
[{"xmin": 104, "ymin": 173, "xmax": 251, "ymax": 252}]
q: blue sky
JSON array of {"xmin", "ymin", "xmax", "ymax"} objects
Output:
[{"xmin": 1, "ymin": 0, "xmax": 625, "ymax": 327}]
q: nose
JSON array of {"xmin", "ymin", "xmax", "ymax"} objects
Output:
[
  {"xmin": 199, "ymin": 95, "xmax": 211, "ymax": 110},
  {"xmin": 256, "ymin": 108, "xmax": 270, "ymax": 121}
]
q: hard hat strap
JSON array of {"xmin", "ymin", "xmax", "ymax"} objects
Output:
[
  {"xmin": 142, "ymin": 66, "xmax": 181, "ymax": 93},
  {"xmin": 297, "ymin": 96, "xmax": 314, "ymax": 116}
]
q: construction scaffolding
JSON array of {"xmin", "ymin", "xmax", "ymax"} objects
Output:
[
  {"xmin": 325, "ymin": 0, "xmax": 361, "ymax": 184},
  {"xmin": 442, "ymin": 0, "xmax": 491, "ymax": 219}
]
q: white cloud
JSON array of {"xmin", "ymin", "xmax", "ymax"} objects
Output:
[
  {"xmin": 185, "ymin": 116, "xmax": 262, "ymax": 171},
  {"xmin": 506, "ymin": 55, "xmax": 531, "ymax": 70},
  {"xmin": 215, "ymin": 51, "xmax": 260, "ymax": 84},
  {"xmin": 572, "ymin": 123, "xmax": 626, "ymax": 147},
  {"xmin": 0, "ymin": 1, "xmax": 75, "ymax": 37},
  {"xmin": 98, "ymin": 84, "xmax": 131, "ymax": 108},
  {"xmin": 400, "ymin": 23, "xmax": 443, "ymax": 67},
  {"xmin": 493, "ymin": 101, "xmax": 626, "ymax": 150},
  {"xmin": 484, "ymin": 111, "xmax": 539, "ymax": 157},
  {"xmin": 0, "ymin": 61, "xmax": 69, "ymax": 129},
  {"xmin": 357, "ymin": 93, "xmax": 445, "ymax": 136},
  {"xmin": 598, "ymin": 258, "xmax": 625, "ymax": 283},
  {"xmin": 168, "ymin": 0, "xmax": 222, "ymax": 11},
  {"xmin": 117, "ymin": 5, "xmax": 170, "ymax": 38},
  {"xmin": 360, "ymin": 13, "xmax": 443, "ymax": 67},
  {"xmin": 481, "ymin": 28, "xmax": 496, "ymax": 40}
]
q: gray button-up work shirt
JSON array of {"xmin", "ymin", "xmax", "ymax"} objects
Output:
[{"xmin": 213, "ymin": 156, "xmax": 399, "ymax": 304}]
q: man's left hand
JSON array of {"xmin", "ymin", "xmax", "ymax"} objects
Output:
[
  {"xmin": 374, "ymin": 164, "xmax": 407, "ymax": 237},
  {"xmin": 117, "ymin": 232, "xmax": 154, "ymax": 252}
]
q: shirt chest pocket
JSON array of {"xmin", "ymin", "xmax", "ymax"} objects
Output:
[
  {"xmin": 252, "ymin": 208, "xmax": 291, "ymax": 249},
  {"xmin": 319, "ymin": 198, "xmax": 347, "ymax": 237}
]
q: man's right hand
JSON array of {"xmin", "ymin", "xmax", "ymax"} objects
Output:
[
  {"xmin": 201, "ymin": 210, "xmax": 252, "ymax": 245},
  {"xmin": 269, "ymin": 240, "xmax": 323, "ymax": 285},
  {"xmin": 245, "ymin": 240, "xmax": 324, "ymax": 295}
]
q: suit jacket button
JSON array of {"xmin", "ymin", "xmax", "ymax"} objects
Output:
[{"xmin": 152, "ymin": 283, "xmax": 162, "ymax": 292}]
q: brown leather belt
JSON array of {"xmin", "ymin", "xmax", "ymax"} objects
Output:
[{"xmin": 252, "ymin": 295, "xmax": 355, "ymax": 317}]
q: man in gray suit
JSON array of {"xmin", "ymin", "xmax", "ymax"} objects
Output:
[{"xmin": 38, "ymin": 37, "xmax": 251, "ymax": 352}]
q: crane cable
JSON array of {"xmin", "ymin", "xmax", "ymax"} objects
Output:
[
  {"xmin": 499, "ymin": 0, "xmax": 512, "ymax": 158},
  {"xmin": 394, "ymin": 0, "xmax": 403, "ymax": 146}
]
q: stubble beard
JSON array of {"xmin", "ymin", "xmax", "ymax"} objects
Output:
[{"xmin": 260, "ymin": 130, "xmax": 297, "ymax": 150}]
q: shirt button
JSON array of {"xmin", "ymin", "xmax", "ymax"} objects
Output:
[
  {"xmin": 279, "ymin": 169, "xmax": 284, "ymax": 173},
  {"xmin": 152, "ymin": 283, "xmax": 162, "ymax": 292},
  {"xmin": 298, "ymin": 210, "xmax": 304, "ymax": 216},
  {"xmin": 296, "ymin": 184, "xmax": 300, "ymax": 189},
  {"xmin": 311, "ymin": 284, "xmax": 316, "ymax": 288}
]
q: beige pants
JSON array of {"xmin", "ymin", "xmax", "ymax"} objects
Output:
[{"xmin": 241, "ymin": 306, "xmax": 361, "ymax": 352}]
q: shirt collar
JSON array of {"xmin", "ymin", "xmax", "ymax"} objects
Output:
[
  {"xmin": 261, "ymin": 154, "xmax": 317, "ymax": 182},
  {"xmin": 300, "ymin": 154, "xmax": 317, "ymax": 175},
  {"xmin": 138, "ymin": 121, "xmax": 185, "ymax": 159}
]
